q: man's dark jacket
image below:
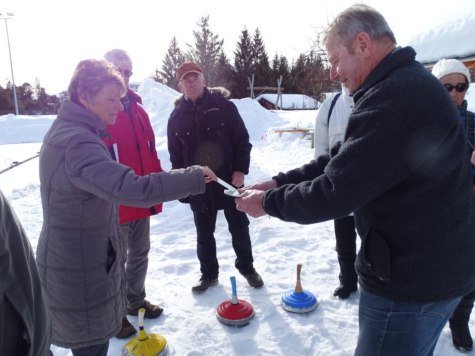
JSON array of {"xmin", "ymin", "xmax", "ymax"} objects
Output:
[
  {"xmin": 168, "ymin": 87, "xmax": 252, "ymax": 211},
  {"xmin": 264, "ymin": 46, "xmax": 475, "ymax": 302}
]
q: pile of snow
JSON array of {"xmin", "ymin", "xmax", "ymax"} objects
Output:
[
  {"xmin": 138, "ymin": 78, "xmax": 181, "ymax": 140},
  {"xmin": 0, "ymin": 114, "xmax": 55, "ymax": 144}
]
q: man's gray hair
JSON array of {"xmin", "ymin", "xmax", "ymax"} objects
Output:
[
  {"xmin": 323, "ymin": 4, "xmax": 396, "ymax": 50},
  {"xmin": 104, "ymin": 49, "xmax": 132, "ymax": 68}
]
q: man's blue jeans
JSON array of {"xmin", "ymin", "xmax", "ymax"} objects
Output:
[{"xmin": 355, "ymin": 288, "xmax": 461, "ymax": 356}]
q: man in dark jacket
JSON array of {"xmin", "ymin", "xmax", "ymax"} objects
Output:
[
  {"xmin": 104, "ymin": 49, "xmax": 163, "ymax": 338},
  {"xmin": 236, "ymin": 4, "xmax": 475, "ymax": 355},
  {"xmin": 167, "ymin": 62, "xmax": 263, "ymax": 293},
  {"xmin": 0, "ymin": 188, "xmax": 51, "ymax": 355}
]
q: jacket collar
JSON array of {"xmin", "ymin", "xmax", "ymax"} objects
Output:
[
  {"xmin": 58, "ymin": 100, "xmax": 107, "ymax": 136},
  {"xmin": 127, "ymin": 88, "xmax": 142, "ymax": 105},
  {"xmin": 458, "ymin": 100, "xmax": 469, "ymax": 116},
  {"xmin": 183, "ymin": 87, "xmax": 209, "ymax": 107},
  {"xmin": 353, "ymin": 46, "xmax": 416, "ymax": 103}
]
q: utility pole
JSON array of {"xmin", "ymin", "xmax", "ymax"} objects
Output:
[{"xmin": 1, "ymin": 12, "xmax": 19, "ymax": 115}]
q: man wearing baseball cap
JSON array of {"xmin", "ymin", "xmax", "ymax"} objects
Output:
[
  {"xmin": 432, "ymin": 58, "xmax": 475, "ymax": 352},
  {"xmin": 167, "ymin": 62, "xmax": 264, "ymax": 293}
]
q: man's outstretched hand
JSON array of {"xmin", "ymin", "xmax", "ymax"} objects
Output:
[{"xmin": 236, "ymin": 189, "xmax": 267, "ymax": 218}]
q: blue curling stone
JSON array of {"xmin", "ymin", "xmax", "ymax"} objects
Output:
[{"xmin": 281, "ymin": 290, "xmax": 318, "ymax": 313}]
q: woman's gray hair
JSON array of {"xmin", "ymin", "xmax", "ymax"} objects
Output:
[
  {"xmin": 104, "ymin": 49, "xmax": 132, "ymax": 68},
  {"xmin": 323, "ymin": 4, "xmax": 396, "ymax": 51},
  {"xmin": 68, "ymin": 59, "xmax": 126, "ymax": 105}
]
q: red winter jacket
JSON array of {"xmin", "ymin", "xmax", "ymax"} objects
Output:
[{"xmin": 103, "ymin": 89, "xmax": 163, "ymax": 223}]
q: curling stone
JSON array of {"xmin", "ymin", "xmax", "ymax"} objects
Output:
[
  {"xmin": 122, "ymin": 308, "xmax": 169, "ymax": 356},
  {"xmin": 216, "ymin": 276, "xmax": 254, "ymax": 326},
  {"xmin": 281, "ymin": 264, "xmax": 318, "ymax": 313}
]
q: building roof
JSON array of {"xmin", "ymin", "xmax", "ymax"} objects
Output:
[{"xmin": 408, "ymin": 11, "xmax": 475, "ymax": 64}]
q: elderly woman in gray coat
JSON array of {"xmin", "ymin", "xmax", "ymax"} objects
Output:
[{"xmin": 36, "ymin": 59, "xmax": 216, "ymax": 356}]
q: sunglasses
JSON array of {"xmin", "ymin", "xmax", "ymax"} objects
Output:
[
  {"xmin": 443, "ymin": 83, "xmax": 469, "ymax": 93},
  {"xmin": 118, "ymin": 68, "xmax": 133, "ymax": 78}
]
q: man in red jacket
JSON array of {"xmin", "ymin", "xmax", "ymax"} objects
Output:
[{"xmin": 103, "ymin": 49, "xmax": 163, "ymax": 338}]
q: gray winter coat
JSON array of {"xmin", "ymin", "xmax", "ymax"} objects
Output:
[
  {"xmin": 37, "ymin": 100, "xmax": 205, "ymax": 349},
  {"xmin": 0, "ymin": 189, "xmax": 51, "ymax": 355}
]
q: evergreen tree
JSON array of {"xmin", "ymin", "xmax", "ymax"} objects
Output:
[
  {"xmin": 290, "ymin": 50, "xmax": 333, "ymax": 101},
  {"xmin": 150, "ymin": 69, "xmax": 166, "ymax": 84},
  {"xmin": 270, "ymin": 55, "xmax": 291, "ymax": 92},
  {"xmin": 214, "ymin": 52, "xmax": 234, "ymax": 90},
  {"xmin": 32, "ymin": 79, "xmax": 60, "ymax": 114},
  {"xmin": 16, "ymin": 82, "xmax": 33, "ymax": 114},
  {"xmin": 232, "ymin": 28, "xmax": 254, "ymax": 98},
  {"xmin": 252, "ymin": 28, "xmax": 272, "ymax": 87},
  {"xmin": 0, "ymin": 84, "xmax": 13, "ymax": 115},
  {"xmin": 0, "ymin": 80, "xmax": 61, "ymax": 115},
  {"xmin": 159, "ymin": 37, "xmax": 186, "ymax": 90},
  {"xmin": 289, "ymin": 54, "xmax": 306, "ymax": 93},
  {"xmin": 187, "ymin": 15, "xmax": 224, "ymax": 87},
  {"xmin": 271, "ymin": 54, "xmax": 280, "ymax": 81}
]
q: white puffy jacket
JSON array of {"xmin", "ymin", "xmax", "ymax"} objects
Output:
[{"xmin": 314, "ymin": 86, "xmax": 354, "ymax": 159}]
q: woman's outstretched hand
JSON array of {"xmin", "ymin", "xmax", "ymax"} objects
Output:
[{"xmin": 200, "ymin": 166, "xmax": 217, "ymax": 183}]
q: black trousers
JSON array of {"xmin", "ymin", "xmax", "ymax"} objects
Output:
[
  {"xmin": 334, "ymin": 215, "xmax": 358, "ymax": 287},
  {"xmin": 193, "ymin": 204, "xmax": 254, "ymax": 278}
]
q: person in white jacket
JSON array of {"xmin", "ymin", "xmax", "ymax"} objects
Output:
[{"xmin": 314, "ymin": 86, "xmax": 358, "ymax": 299}]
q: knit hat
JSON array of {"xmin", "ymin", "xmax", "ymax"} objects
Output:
[
  {"xmin": 432, "ymin": 59, "xmax": 471, "ymax": 84},
  {"xmin": 176, "ymin": 62, "xmax": 203, "ymax": 81}
]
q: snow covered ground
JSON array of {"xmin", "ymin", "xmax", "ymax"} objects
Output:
[{"xmin": 1, "ymin": 80, "xmax": 474, "ymax": 355}]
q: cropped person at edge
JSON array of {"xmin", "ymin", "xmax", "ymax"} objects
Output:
[{"xmin": 432, "ymin": 58, "xmax": 475, "ymax": 352}]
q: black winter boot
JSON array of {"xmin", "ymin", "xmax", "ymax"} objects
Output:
[
  {"xmin": 450, "ymin": 323, "xmax": 473, "ymax": 351},
  {"xmin": 333, "ymin": 284, "xmax": 357, "ymax": 299},
  {"xmin": 449, "ymin": 291, "xmax": 475, "ymax": 351}
]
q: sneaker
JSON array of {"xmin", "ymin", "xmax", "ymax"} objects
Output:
[
  {"xmin": 191, "ymin": 275, "xmax": 218, "ymax": 294},
  {"xmin": 127, "ymin": 300, "xmax": 163, "ymax": 319},
  {"xmin": 241, "ymin": 269, "xmax": 264, "ymax": 288},
  {"xmin": 333, "ymin": 284, "xmax": 357, "ymax": 299},
  {"xmin": 115, "ymin": 317, "xmax": 136, "ymax": 339},
  {"xmin": 450, "ymin": 323, "xmax": 473, "ymax": 351}
]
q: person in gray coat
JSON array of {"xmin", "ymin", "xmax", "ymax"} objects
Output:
[
  {"xmin": 0, "ymin": 188, "xmax": 51, "ymax": 356},
  {"xmin": 36, "ymin": 59, "xmax": 216, "ymax": 356}
]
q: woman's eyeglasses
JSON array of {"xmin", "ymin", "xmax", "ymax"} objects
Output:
[
  {"xmin": 444, "ymin": 83, "xmax": 469, "ymax": 93},
  {"xmin": 118, "ymin": 69, "xmax": 133, "ymax": 78}
]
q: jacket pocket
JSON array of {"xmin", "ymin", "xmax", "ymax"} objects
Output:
[
  {"xmin": 106, "ymin": 239, "xmax": 117, "ymax": 274},
  {"xmin": 361, "ymin": 229, "xmax": 391, "ymax": 282},
  {"xmin": 174, "ymin": 128, "xmax": 196, "ymax": 146}
]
